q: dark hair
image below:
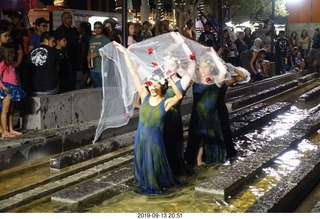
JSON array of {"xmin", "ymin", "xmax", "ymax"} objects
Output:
[
  {"xmin": 142, "ymin": 21, "xmax": 150, "ymax": 26},
  {"xmin": 186, "ymin": 19, "xmax": 193, "ymax": 26},
  {"xmin": 301, "ymin": 29, "xmax": 308, "ymax": 39},
  {"xmin": 0, "ymin": 43, "xmax": 15, "ymax": 64},
  {"xmin": 315, "ymin": 28, "xmax": 320, "ymax": 32},
  {"xmin": 94, "ymin": 21, "xmax": 103, "ymax": 27},
  {"xmin": 0, "ymin": 24, "xmax": 10, "ymax": 35},
  {"xmin": 80, "ymin": 22, "xmax": 92, "ymax": 36},
  {"xmin": 40, "ymin": 31, "xmax": 54, "ymax": 43}
]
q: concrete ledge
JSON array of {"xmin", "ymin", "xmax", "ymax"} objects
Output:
[
  {"xmin": 19, "ymin": 88, "xmax": 102, "ymax": 130},
  {"xmin": 298, "ymin": 72, "xmax": 319, "ymax": 83},
  {"xmin": 50, "ymin": 131, "xmax": 135, "ymax": 169}
]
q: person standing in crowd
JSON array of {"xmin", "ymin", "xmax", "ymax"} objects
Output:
[
  {"xmin": 184, "ymin": 55, "xmax": 226, "ymax": 166},
  {"xmin": 182, "ymin": 19, "xmax": 196, "ymax": 41},
  {"xmin": 78, "ymin": 22, "xmax": 92, "ymax": 87},
  {"xmin": 0, "ymin": 24, "xmax": 12, "ymax": 131},
  {"xmin": 298, "ymin": 29, "xmax": 310, "ymax": 62},
  {"xmin": 28, "ymin": 17, "xmax": 49, "ymax": 52},
  {"xmin": 243, "ymin": 27, "xmax": 253, "ymax": 49},
  {"xmin": 288, "ymin": 31, "xmax": 299, "ymax": 51},
  {"xmin": 141, "ymin": 21, "xmax": 153, "ymax": 40},
  {"xmin": 54, "ymin": 12, "xmax": 79, "ymax": 91},
  {"xmin": 9, "ymin": 11, "xmax": 29, "ymax": 56},
  {"xmin": 234, "ymin": 31, "xmax": 248, "ymax": 67},
  {"xmin": 55, "ymin": 32, "xmax": 72, "ymax": 93},
  {"xmin": 0, "ymin": 43, "xmax": 26, "ymax": 138},
  {"xmin": 222, "ymin": 28, "xmax": 238, "ymax": 66},
  {"xmin": 88, "ymin": 21, "xmax": 110, "ymax": 88},
  {"xmin": 251, "ymin": 22, "xmax": 266, "ymax": 42},
  {"xmin": 198, "ymin": 21, "xmax": 219, "ymax": 50},
  {"xmin": 103, "ymin": 20, "xmax": 122, "ymax": 44},
  {"xmin": 127, "ymin": 22, "xmax": 137, "ymax": 47},
  {"xmin": 275, "ymin": 30, "xmax": 289, "ymax": 74},
  {"xmin": 116, "ymin": 42, "xmax": 183, "ymax": 194},
  {"xmin": 25, "ymin": 32, "xmax": 59, "ymax": 96},
  {"xmin": 309, "ymin": 28, "xmax": 320, "ymax": 72}
]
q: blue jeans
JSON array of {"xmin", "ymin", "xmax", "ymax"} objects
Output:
[{"xmin": 90, "ymin": 72, "xmax": 102, "ymax": 88}]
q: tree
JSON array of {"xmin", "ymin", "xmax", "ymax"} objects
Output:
[
  {"xmin": 202, "ymin": 0, "xmax": 288, "ymax": 23},
  {"xmin": 173, "ymin": 0, "xmax": 203, "ymax": 32}
]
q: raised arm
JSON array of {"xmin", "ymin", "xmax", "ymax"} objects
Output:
[
  {"xmin": 164, "ymin": 77, "xmax": 183, "ymax": 111},
  {"xmin": 115, "ymin": 42, "xmax": 149, "ymax": 100},
  {"xmin": 170, "ymin": 32, "xmax": 195, "ymax": 90}
]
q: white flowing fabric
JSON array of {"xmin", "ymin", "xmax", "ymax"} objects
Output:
[{"xmin": 93, "ymin": 32, "xmax": 227, "ymax": 143}]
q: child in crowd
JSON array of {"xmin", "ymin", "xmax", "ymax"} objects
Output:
[
  {"xmin": 55, "ymin": 32, "xmax": 72, "ymax": 92},
  {"xmin": 0, "ymin": 43, "xmax": 26, "ymax": 138}
]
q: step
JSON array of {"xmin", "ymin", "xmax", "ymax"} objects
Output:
[
  {"xmin": 194, "ymin": 104, "xmax": 320, "ymax": 200},
  {"xmin": 230, "ymin": 102, "xmax": 292, "ymax": 136},
  {"xmin": 299, "ymin": 85, "xmax": 320, "ymax": 102},
  {"xmin": 51, "ymin": 163, "xmax": 134, "ymax": 204},
  {"xmin": 0, "ymin": 150, "xmax": 134, "ymax": 212},
  {"xmin": 229, "ymin": 80, "xmax": 298, "ymax": 110},
  {"xmin": 50, "ymin": 131, "xmax": 135, "ymax": 169}
]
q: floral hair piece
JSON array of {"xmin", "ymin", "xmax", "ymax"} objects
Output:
[
  {"xmin": 144, "ymin": 81, "xmax": 153, "ymax": 86},
  {"xmin": 147, "ymin": 74, "xmax": 166, "ymax": 85}
]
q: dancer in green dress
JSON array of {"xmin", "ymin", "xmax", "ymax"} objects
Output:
[
  {"xmin": 185, "ymin": 56, "xmax": 227, "ymax": 166},
  {"xmin": 116, "ymin": 43, "xmax": 183, "ymax": 194}
]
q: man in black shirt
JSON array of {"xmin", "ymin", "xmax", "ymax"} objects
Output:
[
  {"xmin": 198, "ymin": 21, "xmax": 219, "ymax": 50},
  {"xmin": 275, "ymin": 30, "xmax": 289, "ymax": 74},
  {"xmin": 25, "ymin": 32, "xmax": 59, "ymax": 96}
]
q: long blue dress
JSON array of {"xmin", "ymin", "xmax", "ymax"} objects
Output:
[
  {"xmin": 184, "ymin": 83, "xmax": 226, "ymax": 165},
  {"xmin": 163, "ymin": 80, "xmax": 187, "ymax": 176},
  {"xmin": 134, "ymin": 94, "xmax": 176, "ymax": 194}
]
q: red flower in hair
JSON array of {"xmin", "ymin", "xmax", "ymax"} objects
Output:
[
  {"xmin": 148, "ymin": 48, "xmax": 153, "ymax": 54},
  {"xmin": 205, "ymin": 77, "xmax": 212, "ymax": 83},
  {"xmin": 151, "ymin": 62, "xmax": 158, "ymax": 67},
  {"xmin": 189, "ymin": 53, "xmax": 196, "ymax": 60},
  {"xmin": 145, "ymin": 81, "xmax": 153, "ymax": 86}
]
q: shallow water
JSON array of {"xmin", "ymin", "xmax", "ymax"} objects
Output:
[{"xmin": 13, "ymin": 104, "xmax": 320, "ymax": 213}]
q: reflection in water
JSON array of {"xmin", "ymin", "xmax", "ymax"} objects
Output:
[{"xmin": 14, "ymin": 106, "xmax": 320, "ymax": 213}]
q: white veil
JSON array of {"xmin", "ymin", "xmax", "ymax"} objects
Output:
[{"xmin": 93, "ymin": 32, "xmax": 227, "ymax": 143}]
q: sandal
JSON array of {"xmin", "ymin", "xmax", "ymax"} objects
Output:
[
  {"xmin": 2, "ymin": 132, "xmax": 15, "ymax": 139},
  {"xmin": 10, "ymin": 131, "xmax": 23, "ymax": 136}
]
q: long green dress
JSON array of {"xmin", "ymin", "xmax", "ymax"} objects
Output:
[
  {"xmin": 163, "ymin": 80, "xmax": 187, "ymax": 175},
  {"xmin": 184, "ymin": 83, "xmax": 226, "ymax": 165},
  {"xmin": 134, "ymin": 94, "xmax": 176, "ymax": 194}
]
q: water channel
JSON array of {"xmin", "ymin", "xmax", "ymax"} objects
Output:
[{"xmin": 11, "ymin": 100, "xmax": 320, "ymax": 213}]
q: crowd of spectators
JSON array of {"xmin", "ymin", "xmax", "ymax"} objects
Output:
[{"xmin": 1, "ymin": 12, "xmax": 320, "ymax": 97}]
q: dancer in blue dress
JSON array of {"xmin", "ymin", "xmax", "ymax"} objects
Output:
[
  {"xmin": 116, "ymin": 43, "xmax": 183, "ymax": 194},
  {"xmin": 184, "ymin": 56, "xmax": 227, "ymax": 166}
]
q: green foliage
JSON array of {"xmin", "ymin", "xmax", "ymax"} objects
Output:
[{"xmin": 202, "ymin": 0, "xmax": 288, "ymax": 17}]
